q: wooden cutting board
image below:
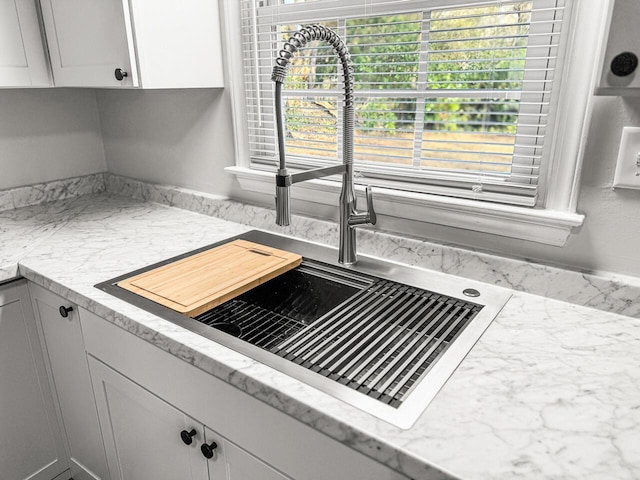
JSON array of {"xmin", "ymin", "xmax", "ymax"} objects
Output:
[{"xmin": 117, "ymin": 239, "xmax": 302, "ymax": 317}]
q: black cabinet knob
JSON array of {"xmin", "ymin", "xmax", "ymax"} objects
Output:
[
  {"xmin": 180, "ymin": 428, "xmax": 197, "ymax": 445},
  {"xmin": 114, "ymin": 68, "xmax": 128, "ymax": 81},
  {"xmin": 59, "ymin": 306, "xmax": 73, "ymax": 318},
  {"xmin": 611, "ymin": 52, "xmax": 638, "ymax": 77},
  {"xmin": 201, "ymin": 441, "xmax": 218, "ymax": 459}
]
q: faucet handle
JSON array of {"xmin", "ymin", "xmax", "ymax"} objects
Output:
[
  {"xmin": 349, "ymin": 186, "xmax": 377, "ymax": 227},
  {"xmin": 365, "ymin": 186, "xmax": 377, "ymax": 225}
]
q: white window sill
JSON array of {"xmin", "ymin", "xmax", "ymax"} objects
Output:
[{"xmin": 226, "ymin": 166, "xmax": 584, "ymax": 246}]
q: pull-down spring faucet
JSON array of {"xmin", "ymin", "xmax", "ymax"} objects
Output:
[{"xmin": 272, "ymin": 24, "xmax": 376, "ymax": 265}]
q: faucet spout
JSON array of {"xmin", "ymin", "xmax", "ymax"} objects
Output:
[{"xmin": 272, "ymin": 24, "xmax": 376, "ymax": 265}]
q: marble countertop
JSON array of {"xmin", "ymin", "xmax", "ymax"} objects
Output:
[{"xmin": 3, "ymin": 193, "xmax": 640, "ymax": 479}]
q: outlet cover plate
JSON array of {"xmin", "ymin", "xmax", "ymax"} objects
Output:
[{"xmin": 613, "ymin": 126, "xmax": 640, "ymax": 189}]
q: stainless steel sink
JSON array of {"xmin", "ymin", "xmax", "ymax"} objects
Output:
[{"xmin": 96, "ymin": 230, "xmax": 511, "ymax": 429}]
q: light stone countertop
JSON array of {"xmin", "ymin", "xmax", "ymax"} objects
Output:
[{"xmin": 3, "ymin": 193, "xmax": 640, "ymax": 480}]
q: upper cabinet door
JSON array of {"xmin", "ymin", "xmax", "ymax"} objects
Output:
[
  {"xmin": 40, "ymin": 0, "xmax": 139, "ymax": 87},
  {"xmin": 0, "ymin": 0, "xmax": 51, "ymax": 87},
  {"xmin": 128, "ymin": 0, "xmax": 224, "ymax": 89}
]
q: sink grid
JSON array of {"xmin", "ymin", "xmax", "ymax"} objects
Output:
[{"xmin": 197, "ymin": 273, "xmax": 482, "ymax": 408}]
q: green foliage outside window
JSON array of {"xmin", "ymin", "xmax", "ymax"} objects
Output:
[{"xmin": 280, "ymin": 2, "xmax": 533, "ymax": 171}]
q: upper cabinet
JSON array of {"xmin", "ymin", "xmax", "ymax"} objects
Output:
[
  {"xmin": 0, "ymin": 0, "xmax": 51, "ymax": 87},
  {"xmin": 39, "ymin": 0, "xmax": 224, "ymax": 88}
]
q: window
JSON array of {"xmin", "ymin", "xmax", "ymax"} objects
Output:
[
  {"xmin": 227, "ymin": 0, "xmax": 603, "ymax": 244},
  {"xmin": 241, "ymin": 0, "xmax": 569, "ymax": 206}
]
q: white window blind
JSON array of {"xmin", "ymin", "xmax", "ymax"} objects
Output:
[{"xmin": 240, "ymin": 0, "xmax": 568, "ymax": 207}]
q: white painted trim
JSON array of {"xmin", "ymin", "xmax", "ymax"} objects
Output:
[
  {"xmin": 543, "ymin": 0, "xmax": 613, "ymax": 212},
  {"xmin": 226, "ymin": 166, "xmax": 584, "ymax": 245},
  {"xmin": 220, "ymin": 0, "xmax": 251, "ymax": 169}
]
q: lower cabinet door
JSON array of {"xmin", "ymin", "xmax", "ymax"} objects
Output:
[
  {"xmin": 88, "ymin": 355, "xmax": 293, "ymax": 480},
  {"xmin": 0, "ymin": 280, "xmax": 68, "ymax": 480},
  {"xmin": 204, "ymin": 428, "xmax": 290, "ymax": 480},
  {"xmin": 88, "ymin": 356, "xmax": 209, "ymax": 480},
  {"xmin": 29, "ymin": 283, "xmax": 109, "ymax": 480}
]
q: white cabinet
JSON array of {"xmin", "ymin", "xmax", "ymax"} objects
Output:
[
  {"xmin": 0, "ymin": 280, "xmax": 67, "ymax": 480},
  {"xmin": 0, "ymin": 0, "xmax": 51, "ymax": 87},
  {"xmin": 29, "ymin": 283, "xmax": 110, "ymax": 480},
  {"xmin": 89, "ymin": 356, "xmax": 290, "ymax": 480},
  {"xmin": 39, "ymin": 0, "xmax": 225, "ymax": 88}
]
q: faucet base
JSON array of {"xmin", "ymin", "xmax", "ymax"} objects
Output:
[{"xmin": 339, "ymin": 193, "xmax": 358, "ymax": 265}]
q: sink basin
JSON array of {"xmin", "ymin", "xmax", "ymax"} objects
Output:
[{"xmin": 96, "ymin": 230, "xmax": 511, "ymax": 428}]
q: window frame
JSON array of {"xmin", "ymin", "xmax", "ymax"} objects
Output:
[{"xmin": 221, "ymin": 0, "xmax": 610, "ymax": 246}]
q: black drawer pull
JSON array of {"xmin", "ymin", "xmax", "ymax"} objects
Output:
[
  {"xmin": 201, "ymin": 441, "xmax": 218, "ymax": 459},
  {"xmin": 180, "ymin": 429, "xmax": 197, "ymax": 445}
]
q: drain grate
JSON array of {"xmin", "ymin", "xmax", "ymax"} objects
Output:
[
  {"xmin": 275, "ymin": 280, "xmax": 482, "ymax": 407},
  {"xmin": 197, "ymin": 276, "xmax": 482, "ymax": 408}
]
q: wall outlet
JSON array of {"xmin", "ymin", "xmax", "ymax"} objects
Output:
[{"xmin": 613, "ymin": 127, "xmax": 640, "ymax": 189}]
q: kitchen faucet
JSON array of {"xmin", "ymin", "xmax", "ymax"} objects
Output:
[{"xmin": 271, "ymin": 24, "xmax": 376, "ymax": 265}]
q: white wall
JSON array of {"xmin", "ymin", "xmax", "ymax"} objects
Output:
[
  {"xmin": 0, "ymin": 89, "xmax": 105, "ymax": 190},
  {"xmin": 96, "ymin": 89, "xmax": 236, "ymax": 197},
  {"xmin": 564, "ymin": 96, "xmax": 640, "ymax": 274}
]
